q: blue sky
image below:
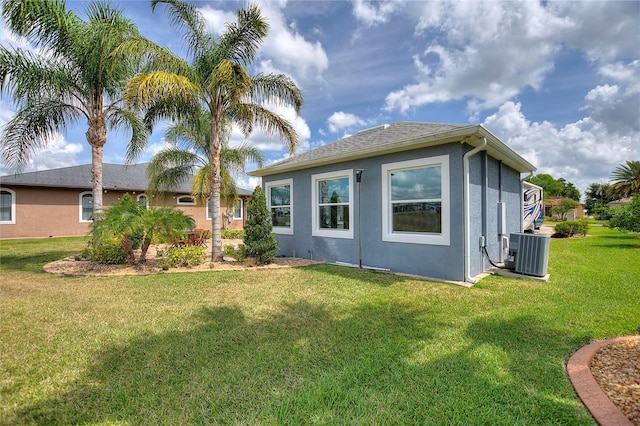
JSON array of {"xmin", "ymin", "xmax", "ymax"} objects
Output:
[{"xmin": 1, "ymin": 0, "xmax": 639, "ymax": 198}]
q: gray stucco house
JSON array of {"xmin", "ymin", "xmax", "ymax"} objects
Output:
[{"xmin": 249, "ymin": 122, "xmax": 536, "ymax": 285}]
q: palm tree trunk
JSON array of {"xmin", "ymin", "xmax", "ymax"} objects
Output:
[
  {"xmin": 86, "ymin": 109, "xmax": 107, "ymax": 215},
  {"xmin": 210, "ymin": 110, "xmax": 223, "ymax": 262},
  {"xmin": 140, "ymin": 236, "xmax": 152, "ymax": 263},
  {"xmin": 91, "ymin": 144, "xmax": 104, "ymax": 214},
  {"xmin": 121, "ymin": 234, "xmax": 136, "ymax": 265}
]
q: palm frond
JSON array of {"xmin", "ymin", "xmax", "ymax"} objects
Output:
[
  {"xmin": 0, "ymin": 46, "xmax": 82, "ymax": 107},
  {"xmin": 150, "ymin": 0, "xmax": 210, "ymax": 59},
  {"xmin": 251, "ymin": 73, "xmax": 304, "ymax": 114},
  {"xmin": 608, "ymin": 160, "xmax": 640, "ymax": 199},
  {"xmin": 230, "ymin": 102, "xmax": 298, "ymax": 155},
  {"xmin": 2, "ymin": 0, "xmax": 78, "ymax": 54},
  {"xmin": 107, "ymin": 107, "xmax": 150, "ymax": 163},
  {"xmin": 217, "ymin": 3, "xmax": 268, "ymax": 67},
  {"xmin": 125, "ymin": 71, "xmax": 201, "ymax": 111},
  {"xmin": 147, "ymin": 148, "xmax": 200, "ymax": 195},
  {"xmin": 1, "ymin": 99, "xmax": 82, "ymax": 170}
]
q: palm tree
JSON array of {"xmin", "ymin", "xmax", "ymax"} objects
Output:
[
  {"xmin": 91, "ymin": 193, "xmax": 194, "ymax": 264},
  {"xmin": 0, "ymin": 0, "xmax": 148, "ymax": 214},
  {"xmin": 123, "ymin": 0, "xmax": 303, "ymax": 262},
  {"xmin": 608, "ymin": 160, "xmax": 640, "ymax": 200},
  {"xmin": 147, "ymin": 110, "xmax": 264, "ymax": 214}
]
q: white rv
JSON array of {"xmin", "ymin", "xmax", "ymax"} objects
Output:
[{"xmin": 523, "ymin": 181, "xmax": 544, "ymax": 232}]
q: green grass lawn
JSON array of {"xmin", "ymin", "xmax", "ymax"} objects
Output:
[{"xmin": 1, "ymin": 228, "xmax": 638, "ymax": 425}]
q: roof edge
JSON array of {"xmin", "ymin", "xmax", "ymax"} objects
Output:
[{"xmin": 249, "ymin": 125, "xmax": 481, "ymax": 177}]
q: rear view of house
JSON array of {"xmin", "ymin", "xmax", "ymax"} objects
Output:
[{"xmin": 250, "ymin": 122, "xmax": 537, "ymax": 284}]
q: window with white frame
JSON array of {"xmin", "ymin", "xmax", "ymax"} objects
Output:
[
  {"xmin": 137, "ymin": 194, "xmax": 148, "ymax": 209},
  {"xmin": 0, "ymin": 188, "xmax": 16, "ymax": 224},
  {"xmin": 206, "ymin": 198, "xmax": 242, "ymax": 221},
  {"xmin": 79, "ymin": 192, "xmax": 93, "ymax": 222},
  {"xmin": 176, "ymin": 195, "xmax": 195, "ymax": 205},
  {"xmin": 266, "ymin": 179, "xmax": 293, "ymax": 235},
  {"xmin": 312, "ymin": 170, "xmax": 353, "ymax": 239},
  {"xmin": 233, "ymin": 199, "xmax": 242, "ymax": 220},
  {"xmin": 381, "ymin": 155, "xmax": 450, "ymax": 245}
]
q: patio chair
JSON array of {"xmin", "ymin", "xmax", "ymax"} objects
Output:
[{"xmin": 195, "ymin": 229, "xmax": 210, "ymax": 247}]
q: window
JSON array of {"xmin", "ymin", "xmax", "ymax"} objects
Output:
[
  {"xmin": 381, "ymin": 155, "xmax": 449, "ymax": 245},
  {"xmin": 206, "ymin": 198, "xmax": 242, "ymax": 221},
  {"xmin": 233, "ymin": 199, "xmax": 243, "ymax": 220},
  {"xmin": 0, "ymin": 188, "xmax": 16, "ymax": 224},
  {"xmin": 312, "ymin": 170, "xmax": 353, "ymax": 239},
  {"xmin": 266, "ymin": 179, "xmax": 293, "ymax": 235},
  {"xmin": 137, "ymin": 194, "xmax": 148, "ymax": 209},
  {"xmin": 177, "ymin": 195, "xmax": 195, "ymax": 205},
  {"xmin": 79, "ymin": 192, "xmax": 93, "ymax": 222}
]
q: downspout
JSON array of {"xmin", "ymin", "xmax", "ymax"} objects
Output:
[
  {"xmin": 463, "ymin": 137, "xmax": 488, "ymax": 284},
  {"xmin": 520, "ymin": 172, "xmax": 534, "ymax": 232}
]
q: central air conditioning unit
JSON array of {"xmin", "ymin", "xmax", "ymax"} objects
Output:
[{"xmin": 505, "ymin": 233, "xmax": 550, "ymax": 277}]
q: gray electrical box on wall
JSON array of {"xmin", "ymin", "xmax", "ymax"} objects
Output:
[{"xmin": 505, "ymin": 233, "xmax": 550, "ymax": 277}]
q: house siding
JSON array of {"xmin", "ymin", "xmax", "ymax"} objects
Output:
[
  {"xmin": 467, "ymin": 154, "xmax": 522, "ymax": 277},
  {"xmin": 0, "ymin": 187, "xmax": 245, "ymax": 239},
  {"xmin": 265, "ymin": 143, "xmax": 468, "ymax": 281},
  {"xmin": 264, "ymin": 142, "xmax": 524, "ymax": 282}
]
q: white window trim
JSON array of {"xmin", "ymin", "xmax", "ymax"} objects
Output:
[
  {"xmin": 79, "ymin": 191, "xmax": 93, "ymax": 223},
  {"xmin": 381, "ymin": 155, "xmax": 450, "ymax": 246},
  {"xmin": 233, "ymin": 199, "xmax": 243, "ymax": 220},
  {"xmin": 0, "ymin": 188, "xmax": 16, "ymax": 225},
  {"xmin": 266, "ymin": 178, "xmax": 293, "ymax": 235},
  {"xmin": 137, "ymin": 194, "xmax": 148, "ymax": 209},
  {"xmin": 311, "ymin": 169, "xmax": 354, "ymax": 239},
  {"xmin": 176, "ymin": 195, "xmax": 195, "ymax": 206},
  {"xmin": 206, "ymin": 198, "xmax": 212, "ymax": 221}
]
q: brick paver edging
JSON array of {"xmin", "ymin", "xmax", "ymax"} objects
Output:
[{"xmin": 566, "ymin": 336, "xmax": 639, "ymax": 426}]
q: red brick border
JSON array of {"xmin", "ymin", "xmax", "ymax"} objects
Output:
[{"xmin": 566, "ymin": 336, "xmax": 639, "ymax": 426}]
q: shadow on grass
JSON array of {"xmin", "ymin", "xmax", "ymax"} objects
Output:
[
  {"xmin": 12, "ymin": 306, "xmax": 592, "ymax": 424},
  {"xmin": 301, "ymin": 263, "xmax": 420, "ymax": 287},
  {"xmin": 0, "ymin": 250, "xmax": 78, "ymax": 273}
]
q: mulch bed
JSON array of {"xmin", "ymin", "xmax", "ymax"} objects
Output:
[
  {"xmin": 590, "ymin": 338, "xmax": 640, "ymax": 425},
  {"xmin": 43, "ymin": 255, "xmax": 322, "ymax": 277}
]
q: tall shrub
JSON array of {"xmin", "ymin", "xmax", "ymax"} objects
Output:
[
  {"xmin": 244, "ymin": 186, "xmax": 278, "ymax": 265},
  {"xmin": 608, "ymin": 195, "xmax": 640, "ymax": 232}
]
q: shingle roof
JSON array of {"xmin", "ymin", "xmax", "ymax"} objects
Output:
[
  {"xmin": 249, "ymin": 121, "xmax": 536, "ymax": 176},
  {"xmin": 0, "ymin": 163, "xmax": 252, "ymax": 196}
]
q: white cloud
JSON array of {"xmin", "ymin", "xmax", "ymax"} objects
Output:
[
  {"xmin": 549, "ymin": 1, "xmax": 639, "ymax": 63},
  {"xmin": 386, "ymin": 1, "xmax": 570, "ymax": 114},
  {"xmin": 259, "ymin": 4, "xmax": 328, "ymax": 80},
  {"xmin": 0, "ymin": 130, "xmax": 84, "ymax": 175},
  {"xmin": 198, "ymin": 3, "xmax": 328, "ymax": 81},
  {"xmin": 352, "ymin": 0, "xmax": 404, "ymax": 27},
  {"xmin": 581, "ymin": 60, "xmax": 640, "ymax": 135},
  {"xmin": 197, "ymin": 5, "xmax": 236, "ymax": 37},
  {"xmin": 326, "ymin": 111, "xmax": 366, "ymax": 133},
  {"xmin": 483, "ymin": 102, "xmax": 638, "ymax": 197}
]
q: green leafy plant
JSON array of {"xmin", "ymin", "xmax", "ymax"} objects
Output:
[
  {"xmin": 608, "ymin": 195, "xmax": 640, "ymax": 232},
  {"xmin": 223, "ymin": 243, "xmax": 246, "ymax": 261},
  {"xmin": 82, "ymin": 243, "xmax": 127, "ymax": 264},
  {"xmin": 221, "ymin": 229, "xmax": 244, "ymax": 240},
  {"xmin": 553, "ymin": 218, "xmax": 589, "ymax": 238},
  {"xmin": 243, "ymin": 186, "xmax": 278, "ymax": 265},
  {"xmin": 90, "ymin": 194, "xmax": 194, "ymax": 264},
  {"xmin": 161, "ymin": 246, "xmax": 207, "ymax": 268}
]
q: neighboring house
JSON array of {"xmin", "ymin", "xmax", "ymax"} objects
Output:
[
  {"xmin": 607, "ymin": 197, "xmax": 632, "ymax": 208},
  {"xmin": 544, "ymin": 196, "xmax": 585, "ymax": 220},
  {"xmin": 0, "ymin": 163, "xmax": 250, "ymax": 239},
  {"xmin": 250, "ymin": 121, "xmax": 536, "ymax": 284}
]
